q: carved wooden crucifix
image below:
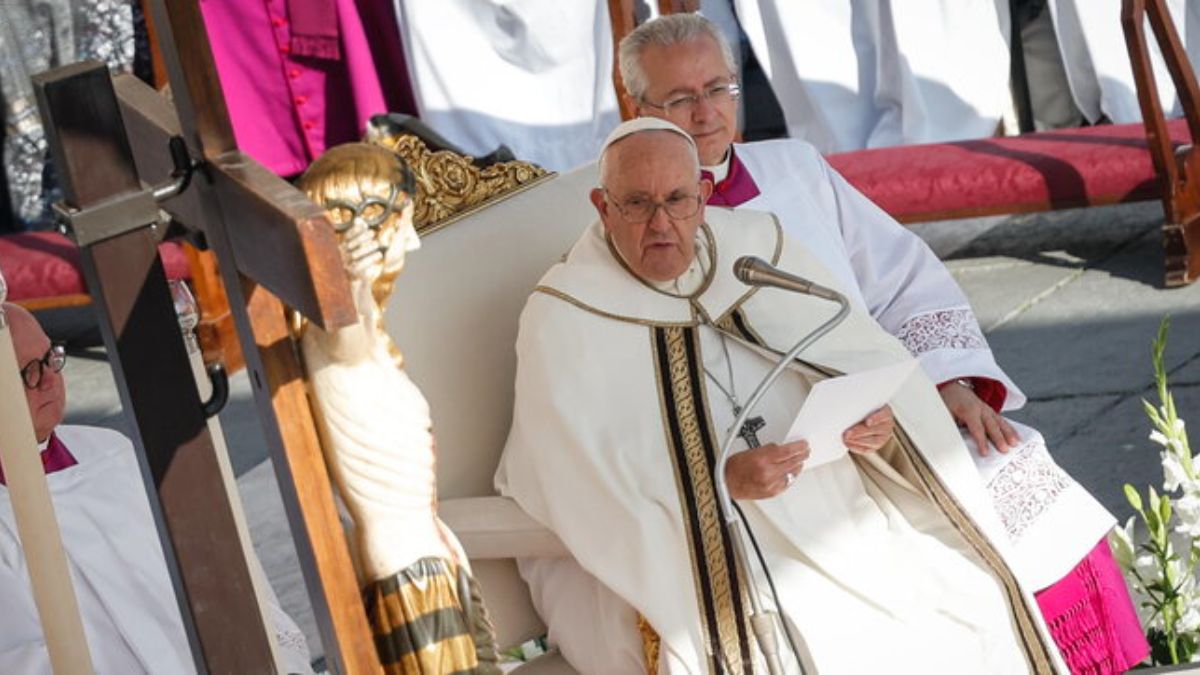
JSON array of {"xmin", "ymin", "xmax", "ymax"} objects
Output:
[{"xmin": 31, "ymin": 1, "xmax": 380, "ymax": 672}]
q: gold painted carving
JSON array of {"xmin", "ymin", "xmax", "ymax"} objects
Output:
[{"xmin": 368, "ymin": 132, "xmax": 551, "ymax": 234}]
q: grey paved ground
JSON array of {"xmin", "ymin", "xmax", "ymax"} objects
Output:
[{"xmin": 46, "ymin": 200, "xmax": 1200, "ymax": 661}]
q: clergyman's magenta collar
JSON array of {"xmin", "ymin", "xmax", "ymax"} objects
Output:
[{"xmin": 702, "ymin": 148, "xmax": 760, "ymax": 207}]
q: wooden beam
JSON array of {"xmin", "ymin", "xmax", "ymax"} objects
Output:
[
  {"xmin": 141, "ymin": 1, "xmax": 380, "ymax": 670},
  {"xmin": 659, "ymin": 0, "xmax": 700, "ymax": 13},
  {"xmin": 607, "ymin": 0, "xmax": 638, "ymax": 121},
  {"xmin": 32, "ymin": 61, "xmax": 276, "ymax": 673},
  {"xmin": 113, "ymin": 74, "xmax": 354, "ymax": 332},
  {"xmin": 244, "ymin": 282, "xmax": 383, "ymax": 673},
  {"xmin": 14, "ymin": 294, "xmax": 92, "ymax": 312},
  {"xmin": 115, "ymin": 68, "xmax": 376, "ymax": 671}
]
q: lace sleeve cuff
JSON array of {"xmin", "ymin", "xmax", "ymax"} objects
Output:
[{"xmin": 896, "ymin": 307, "xmax": 986, "ymax": 355}]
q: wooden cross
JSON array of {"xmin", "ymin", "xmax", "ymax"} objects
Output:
[
  {"xmin": 31, "ymin": 1, "xmax": 379, "ymax": 672},
  {"xmin": 737, "ymin": 415, "xmax": 766, "ymax": 449}
]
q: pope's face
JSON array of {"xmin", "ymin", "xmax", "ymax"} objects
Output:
[
  {"xmin": 635, "ymin": 36, "xmax": 738, "ymax": 167},
  {"xmin": 8, "ymin": 305, "xmax": 65, "ymax": 442},
  {"xmin": 591, "ymin": 132, "xmax": 712, "ymax": 283}
]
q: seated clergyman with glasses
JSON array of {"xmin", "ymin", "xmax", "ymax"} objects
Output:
[
  {"xmin": 497, "ymin": 118, "xmax": 1067, "ymax": 673},
  {"xmin": 0, "ymin": 303, "xmax": 314, "ymax": 674}
]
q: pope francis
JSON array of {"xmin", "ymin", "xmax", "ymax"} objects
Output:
[{"xmin": 496, "ymin": 118, "xmax": 1063, "ymax": 674}]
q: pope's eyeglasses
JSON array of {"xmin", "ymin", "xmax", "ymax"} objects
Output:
[{"xmin": 604, "ymin": 191, "xmax": 703, "ymax": 224}]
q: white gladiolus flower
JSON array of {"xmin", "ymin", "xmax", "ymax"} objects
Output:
[
  {"xmin": 1176, "ymin": 493, "xmax": 1200, "ymax": 538},
  {"xmin": 1152, "ymin": 430, "xmax": 1170, "ymax": 447},
  {"xmin": 1164, "ymin": 452, "xmax": 1189, "ymax": 492},
  {"xmin": 1136, "ymin": 553, "xmax": 1160, "ymax": 577},
  {"xmin": 1175, "ymin": 418, "xmax": 1187, "ymax": 434}
]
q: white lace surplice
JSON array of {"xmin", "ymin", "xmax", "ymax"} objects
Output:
[
  {"xmin": 730, "ymin": 139, "xmax": 1114, "ymax": 587},
  {"xmin": 733, "ymin": 139, "xmax": 1024, "ymax": 407}
]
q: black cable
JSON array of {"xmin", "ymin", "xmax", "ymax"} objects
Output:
[{"xmin": 733, "ymin": 500, "xmax": 804, "ymax": 670}]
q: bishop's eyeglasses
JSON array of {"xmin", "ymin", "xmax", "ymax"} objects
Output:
[
  {"xmin": 604, "ymin": 190, "xmax": 703, "ymax": 224},
  {"xmin": 640, "ymin": 81, "xmax": 742, "ymax": 117},
  {"xmin": 20, "ymin": 344, "xmax": 66, "ymax": 390}
]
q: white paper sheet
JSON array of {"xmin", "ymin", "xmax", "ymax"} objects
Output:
[{"xmin": 784, "ymin": 359, "xmax": 919, "ymax": 468}]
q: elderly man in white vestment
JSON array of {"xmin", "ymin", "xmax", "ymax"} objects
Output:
[
  {"xmin": 0, "ymin": 303, "xmax": 314, "ymax": 674},
  {"xmin": 603, "ymin": 14, "xmax": 1147, "ymax": 673},
  {"xmin": 498, "ymin": 118, "xmax": 1065, "ymax": 673}
]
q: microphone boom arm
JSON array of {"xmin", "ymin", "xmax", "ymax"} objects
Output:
[
  {"xmin": 715, "ymin": 257, "xmax": 852, "ymax": 675},
  {"xmin": 714, "ymin": 296, "xmax": 850, "ymax": 518}
]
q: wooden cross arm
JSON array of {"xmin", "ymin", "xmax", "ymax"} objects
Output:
[
  {"xmin": 113, "ymin": 74, "xmax": 356, "ymax": 332},
  {"xmin": 211, "ymin": 152, "xmax": 357, "ymax": 331}
]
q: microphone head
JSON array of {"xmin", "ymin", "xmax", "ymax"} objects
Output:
[{"xmin": 733, "ymin": 256, "xmax": 770, "ymax": 285}]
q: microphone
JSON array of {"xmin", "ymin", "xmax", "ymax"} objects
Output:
[
  {"xmin": 734, "ymin": 256, "xmax": 844, "ymax": 303},
  {"xmin": 715, "ymin": 256, "xmax": 851, "ymax": 675}
]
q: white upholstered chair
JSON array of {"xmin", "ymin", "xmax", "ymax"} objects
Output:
[{"xmin": 385, "ymin": 162, "xmax": 601, "ymax": 672}]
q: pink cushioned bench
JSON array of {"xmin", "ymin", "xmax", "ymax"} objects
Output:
[
  {"xmin": 0, "ymin": 232, "xmax": 190, "ymax": 311},
  {"xmin": 829, "ymin": 119, "xmax": 1190, "ymax": 224},
  {"xmin": 825, "ymin": 0, "xmax": 1200, "ymax": 287}
]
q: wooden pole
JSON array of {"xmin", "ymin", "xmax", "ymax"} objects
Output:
[{"xmin": 608, "ymin": 0, "xmax": 638, "ymax": 121}]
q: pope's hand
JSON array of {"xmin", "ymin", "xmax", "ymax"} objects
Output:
[
  {"xmin": 340, "ymin": 219, "xmax": 384, "ymax": 281},
  {"xmin": 725, "ymin": 440, "xmax": 810, "ymax": 500},
  {"xmin": 939, "ymin": 382, "xmax": 1018, "ymax": 455},
  {"xmin": 842, "ymin": 405, "xmax": 894, "ymax": 454}
]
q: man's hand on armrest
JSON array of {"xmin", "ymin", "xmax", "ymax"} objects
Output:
[{"xmin": 937, "ymin": 380, "xmax": 1018, "ymax": 455}]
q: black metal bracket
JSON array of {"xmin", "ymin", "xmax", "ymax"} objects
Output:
[
  {"xmin": 200, "ymin": 362, "xmax": 228, "ymax": 418},
  {"xmin": 53, "ymin": 135, "xmax": 201, "ymax": 247}
]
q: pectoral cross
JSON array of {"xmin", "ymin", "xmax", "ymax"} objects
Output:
[{"xmin": 737, "ymin": 414, "xmax": 766, "ymax": 449}]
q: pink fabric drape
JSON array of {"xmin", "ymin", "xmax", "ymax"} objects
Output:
[
  {"xmin": 200, "ymin": 0, "xmax": 413, "ymax": 177},
  {"xmin": 1035, "ymin": 538, "xmax": 1149, "ymax": 673}
]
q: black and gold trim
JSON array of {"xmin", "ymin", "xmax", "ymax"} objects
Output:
[
  {"xmin": 651, "ymin": 325, "xmax": 754, "ymax": 673},
  {"xmin": 715, "ymin": 307, "xmax": 766, "ymax": 348}
]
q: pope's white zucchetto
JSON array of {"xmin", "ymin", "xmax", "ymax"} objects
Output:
[{"xmin": 598, "ymin": 117, "xmax": 698, "ymax": 161}]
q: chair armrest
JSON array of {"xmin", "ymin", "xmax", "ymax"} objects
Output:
[{"xmin": 439, "ymin": 496, "xmax": 568, "ymax": 559}]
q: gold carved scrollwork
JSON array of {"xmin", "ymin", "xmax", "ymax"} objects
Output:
[{"xmin": 368, "ymin": 133, "xmax": 552, "ymax": 235}]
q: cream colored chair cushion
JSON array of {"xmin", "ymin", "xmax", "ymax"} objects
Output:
[{"xmin": 385, "ymin": 162, "xmax": 597, "ymax": 656}]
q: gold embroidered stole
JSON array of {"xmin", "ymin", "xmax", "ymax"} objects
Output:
[{"xmin": 650, "ymin": 324, "xmax": 755, "ymax": 674}]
